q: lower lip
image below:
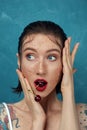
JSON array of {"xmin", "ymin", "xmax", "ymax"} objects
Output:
[{"xmin": 35, "ymin": 85, "xmax": 47, "ymax": 92}]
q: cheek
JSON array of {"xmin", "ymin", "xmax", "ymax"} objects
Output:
[
  {"xmin": 55, "ymin": 66, "xmax": 62, "ymax": 80},
  {"xmin": 20, "ymin": 59, "xmax": 31, "ymax": 78},
  {"xmin": 50, "ymin": 63, "xmax": 63, "ymax": 85},
  {"xmin": 20, "ymin": 59, "xmax": 37, "ymax": 79},
  {"xmin": 21, "ymin": 65, "xmax": 29, "ymax": 78},
  {"xmin": 48, "ymin": 67, "xmax": 62, "ymax": 92},
  {"xmin": 51, "ymin": 60, "xmax": 62, "ymax": 75}
]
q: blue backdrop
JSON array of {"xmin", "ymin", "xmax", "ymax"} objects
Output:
[{"xmin": 0, "ymin": 0, "xmax": 87, "ymax": 103}]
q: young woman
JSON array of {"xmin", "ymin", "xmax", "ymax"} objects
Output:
[{"xmin": 0, "ymin": 21, "xmax": 87, "ymax": 130}]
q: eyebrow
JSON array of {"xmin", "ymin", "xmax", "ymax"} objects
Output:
[
  {"xmin": 23, "ymin": 47, "xmax": 61, "ymax": 54},
  {"xmin": 23, "ymin": 47, "xmax": 37, "ymax": 52},
  {"xmin": 46, "ymin": 48, "xmax": 61, "ymax": 53}
]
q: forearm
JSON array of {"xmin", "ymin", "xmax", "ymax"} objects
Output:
[
  {"xmin": 32, "ymin": 122, "xmax": 45, "ymax": 130},
  {"xmin": 59, "ymin": 87, "xmax": 81, "ymax": 130},
  {"xmin": 32, "ymin": 117, "xmax": 46, "ymax": 130}
]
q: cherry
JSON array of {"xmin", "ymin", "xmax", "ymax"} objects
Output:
[{"xmin": 34, "ymin": 95, "xmax": 41, "ymax": 102}]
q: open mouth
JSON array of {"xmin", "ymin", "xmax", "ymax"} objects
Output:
[{"xmin": 34, "ymin": 79, "xmax": 47, "ymax": 91}]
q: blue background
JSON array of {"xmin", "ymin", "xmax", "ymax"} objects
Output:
[{"xmin": 0, "ymin": 0, "xmax": 87, "ymax": 103}]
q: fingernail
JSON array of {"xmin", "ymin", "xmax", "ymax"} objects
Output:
[{"xmin": 68, "ymin": 37, "xmax": 71, "ymax": 42}]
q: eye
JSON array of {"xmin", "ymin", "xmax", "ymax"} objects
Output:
[
  {"xmin": 48, "ymin": 55, "xmax": 56, "ymax": 61},
  {"xmin": 26, "ymin": 54, "xmax": 35, "ymax": 60}
]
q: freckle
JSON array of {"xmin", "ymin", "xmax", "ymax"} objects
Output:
[
  {"xmin": 80, "ymin": 122, "xmax": 82, "ymax": 124},
  {"xmin": 84, "ymin": 119, "xmax": 86, "ymax": 121},
  {"xmin": 80, "ymin": 111, "xmax": 82, "ymax": 114},
  {"xmin": 80, "ymin": 105, "xmax": 83, "ymax": 108}
]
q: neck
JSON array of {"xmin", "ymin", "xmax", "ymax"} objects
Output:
[
  {"xmin": 17, "ymin": 90, "xmax": 61, "ymax": 113},
  {"xmin": 39, "ymin": 90, "xmax": 61, "ymax": 112}
]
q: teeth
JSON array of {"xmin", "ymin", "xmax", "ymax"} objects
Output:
[
  {"xmin": 38, "ymin": 82, "xmax": 44, "ymax": 87},
  {"xmin": 35, "ymin": 81, "xmax": 47, "ymax": 87}
]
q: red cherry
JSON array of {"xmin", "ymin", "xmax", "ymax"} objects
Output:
[{"xmin": 34, "ymin": 95, "xmax": 41, "ymax": 102}]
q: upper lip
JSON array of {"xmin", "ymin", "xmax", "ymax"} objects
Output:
[{"xmin": 34, "ymin": 79, "xmax": 48, "ymax": 87}]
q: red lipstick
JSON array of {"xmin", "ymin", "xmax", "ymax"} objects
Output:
[{"xmin": 34, "ymin": 79, "xmax": 47, "ymax": 92}]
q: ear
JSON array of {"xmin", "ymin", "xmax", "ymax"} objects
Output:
[{"xmin": 16, "ymin": 53, "xmax": 21, "ymax": 69}]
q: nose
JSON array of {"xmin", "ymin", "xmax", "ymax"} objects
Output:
[{"xmin": 36, "ymin": 59, "xmax": 46, "ymax": 76}]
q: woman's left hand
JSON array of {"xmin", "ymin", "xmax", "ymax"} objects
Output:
[
  {"xmin": 61, "ymin": 37, "xmax": 79, "ymax": 95},
  {"xmin": 59, "ymin": 37, "xmax": 81, "ymax": 130}
]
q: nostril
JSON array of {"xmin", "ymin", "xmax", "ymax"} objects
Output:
[{"xmin": 36, "ymin": 72, "xmax": 46, "ymax": 76}]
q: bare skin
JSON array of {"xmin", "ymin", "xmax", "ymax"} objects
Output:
[
  {"xmin": 0, "ymin": 102, "xmax": 87, "ymax": 130},
  {"xmin": 0, "ymin": 34, "xmax": 86, "ymax": 130}
]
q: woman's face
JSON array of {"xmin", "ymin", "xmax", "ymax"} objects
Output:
[{"xmin": 18, "ymin": 34, "xmax": 63, "ymax": 97}]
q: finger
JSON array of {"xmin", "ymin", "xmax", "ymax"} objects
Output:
[
  {"xmin": 64, "ymin": 38, "xmax": 69, "ymax": 58},
  {"xmin": 71, "ymin": 43, "xmax": 79, "ymax": 65},
  {"xmin": 24, "ymin": 78, "xmax": 35, "ymax": 100},
  {"xmin": 73, "ymin": 68, "xmax": 77, "ymax": 74},
  {"xmin": 24, "ymin": 78, "xmax": 42, "ymax": 104},
  {"xmin": 62, "ymin": 47, "xmax": 68, "ymax": 72},
  {"xmin": 66, "ymin": 37, "xmax": 71, "ymax": 54},
  {"xmin": 16, "ymin": 69, "xmax": 36, "ymax": 102},
  {"xmin": 65, "ymin": 38, "xmax": 72, "ymax": 69},
  {"xmin": 67, "ymin": 37, "xmax": 71, "ymax": 50},
  {"xmin": 16, "ymin": 69, "xmax": 26, "ymax": 93},
  {"xmin": 16, "ymin": 69, "xmax": 32, "ymax": 97},
  {"xmin": 63, "ymin": 38, "xmax": 71, "ymax": 70}
]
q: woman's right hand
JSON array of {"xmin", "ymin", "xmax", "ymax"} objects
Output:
[{"xmin": 16, "ymin": 69, "xmax": 46, "ymax": 130}]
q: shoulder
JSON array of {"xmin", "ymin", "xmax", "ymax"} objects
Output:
[
  {"xmin": 76, "ymin": 103, "xmax": 87, "ymax": 130},
  {"xmin": 0, "ymin": 103, "xmax": 8, "ymax": 129},
  {"xmin": 0, "ymin": 103, "xmax": 6, "ymax": 115}
]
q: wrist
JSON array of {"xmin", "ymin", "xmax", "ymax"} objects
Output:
[
  {"xmin": 61, "ymin": 81, "xmax": 74, "ymax": 95},
  {"xmin": 61, "ymin": 86, "xmax": 75, "ymax": 101},
  {"xmin": 32, "ymin": 118, "xmax": 46, "ymax": 130}
]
